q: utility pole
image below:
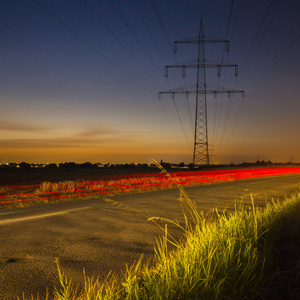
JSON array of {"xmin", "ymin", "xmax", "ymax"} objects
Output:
[{"xmin": 159, "ymin": 19, "xmax": 244, "ymax": 165}]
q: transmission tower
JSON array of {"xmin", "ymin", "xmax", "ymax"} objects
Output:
[{"xmin": 159, "ymin": 19, "xmax": 244, "ymax": 165}]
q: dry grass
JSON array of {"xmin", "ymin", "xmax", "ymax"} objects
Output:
[{"xmin": 43, "ymin": 191, "xmax": 300, "ymax": 300}]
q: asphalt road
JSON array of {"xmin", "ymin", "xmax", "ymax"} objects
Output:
[{"xmin": 0, "ymin": 174, "xmax": 300, "ymax": 299}]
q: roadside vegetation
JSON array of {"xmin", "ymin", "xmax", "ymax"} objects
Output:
[{"xmin": 27, "ymin": 165, "xmax": 300, "ymax": 300}]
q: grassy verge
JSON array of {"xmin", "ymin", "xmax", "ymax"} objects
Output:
[{"xmin": 36, "ymin": 168, "xmax": 300, "ymax": 300}]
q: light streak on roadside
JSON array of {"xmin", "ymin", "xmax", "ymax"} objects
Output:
[{"xmin": 1, "ymin": 168, "xmax": 300, "ymax": 206}]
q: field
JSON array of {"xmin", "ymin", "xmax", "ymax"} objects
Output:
[
  {"xmin": 1, "ymin": 166, "xmax": 300, "ymax": 208},
  {"xmin": 29, "ymin": 168, "xmax": 300, "ymax": 299},
  {"xmin": 1, "ymin": 165, "xmax": 300, "ymax": 299}
]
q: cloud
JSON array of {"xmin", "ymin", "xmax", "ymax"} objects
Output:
[
  {"xmin": 0, "ymin": 120, "xmax": 151, "ymax": 138},
  {"xmin": 0, "ymin": 120, "xmax": 165, "ymax": 154},
  {"xmin": 0, "ymin": 131, "xmax": 149, "ymax": 149},
  {"xmin": 0, "ymin": 138, "xmax": 118, "ymax": 149},
  {"xmin": 0, "ymin": 121, "xmax": 53, "ymax": 133},
  {"xmin": 76, "ymin": 127, "xmax": 117, "ymax": 138}
]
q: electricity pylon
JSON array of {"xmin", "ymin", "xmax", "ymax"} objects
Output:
[{"xmin": 159, "ymin": 19, "xmax": 244, "ymax": 165}]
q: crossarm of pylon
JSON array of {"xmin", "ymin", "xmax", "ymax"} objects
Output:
[
  {"xmin": 159, "ymin": 84, "xmax": 245, "ymax": 97},
  {"xmin": 165, "ymin": 59, "xmax": 238, "ymax": 77},
  {"xmin": 174, "ymin": 35, "xmax": 229, "ymax": 44},
  {"xmin": 174, "ymin": 35, "xmax": 230, "ymax": 53}
]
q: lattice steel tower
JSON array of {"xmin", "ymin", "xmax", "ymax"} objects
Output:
[{"xmin": 159, "ymin": 19, "xmax": 244, "ymax": 165}]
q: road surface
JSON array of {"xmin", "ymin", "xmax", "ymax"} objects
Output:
[{"xmin": 0, "ymin": 174, "xmax": 299, "ymax": 299}]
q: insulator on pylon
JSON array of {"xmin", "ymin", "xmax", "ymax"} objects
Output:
[
  {"xmin": 174, "ymin": 42, "xmax": 177, "ymax": 53},
  {"xmin": 242, "ymin": 91, "xmax": 245, "ymax": 98},
  {"xmin": 226, "ymin": 41, "xmax": 229, "ymax": 52},
  {"xmin": 158, "ymin": 93, "xmax": 161, "ymax": 99},
  {"xmin": 172, "ymin": 92, "xmax": 175, "ymax": 100},
  {"xmin": 235, "ymin": 66, "xmax": 238, "ymax": 77},
  {"xmin": 182, "ymin": 66, "xmax": 186, "ymax": 77},
  {"xmin": 214, "ymin": 91, "xmax": 217, "ymax": 98},
  {"xmin": 228, "ymin": 91, "xmax": 231, "ymax": 98},
  {"xmin": 165, "ymin": 67, "xmax": 168, "ymax": 78},
  {"xmin": 185, "ymin": 91, "xmax": 189, "ymax": 99},
  {"xmin": 217, "ymin": 66, "xmax": 221, "ymax": 77}
]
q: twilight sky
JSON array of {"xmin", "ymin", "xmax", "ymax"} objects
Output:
[{"xmin": 1, "ymin": 0, "xmax": 299, "ymax": 164}]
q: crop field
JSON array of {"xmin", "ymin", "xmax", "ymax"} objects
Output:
[{"xmin": 1, "ymin": 167, "xmax": 300, "ymax": 208}]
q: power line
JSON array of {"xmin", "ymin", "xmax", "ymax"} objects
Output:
[
  {"xmin": 32, "ymin": 0, "xmax": 191, "ymax": 154},
  {"xmin": 248, "ymin": 33, "xmax": 300, "ymax": 93},
  {"xmin": 215, "ymin": 76, "xmax": 238, "ymax": 157},
  {"xmin": 131, "ymin": 0, "xmax": 168, "ymax": 66},
  {"xmin": 229, "ymin": 0, "xmax": 241, "ymax": 41},
  {"xmin": 132, "ymin": 0, "xmax": 192, "ymax": 152},
  {"xmin": 215, "ymin": 0, "xmax": 277, "ymax": 159},
  {"xmin": 108, "ymin": 0, "xmax": 165, "ymax": 77},
  {"xmin": 107, "ymin": 0, "xmax": 190, "ymax": 151},
  {"xmin": 212, "ymin": 0, "xmax": 234, "ymax": 150},
  {"xmin": 32, "ymin": 0, "xmax": 157, "ymax": 98},
  {"xmin": 238, "ymin": 0, "xmax": 282, "ymax": 81},
  {"xmin": 238, "ymin": 0, "xmax": 276, "ymax": 73},
  {"xmin": 148, "ymin": 0, "xmax": 173, "ymax": 51},
  {"xmin": 148, "ymin": 0, "xmax": 192, "ymax": 108},
  {"xmin": 158, "ymin": 98, "xmax": 189, "ymax": 153},
  {"xmin": 82, "ymin": 0, "xmax": 164, "ymax": 89},
  {"xmin": 184, "ymin": 95, "xmax": 195, "ymax": 133},
  {"xmin": 172, "ymin": 97, "xmax": 193, "ymax": 150},
  {"xmin": 133, "ymin": 0, "xmax": 184, "ymax": 88},
  {"xmin": 215, "ymin": 0, "xmax": 241, "ymax": 158},
  {"xmin": 218, "ymin": 32, "xmax": 300, "ymax": 162},
  {"xmin": 217, "ymin": 0, "xmax": 284, "ymax": 160},
  {"xmin": 149, "ymin": 0, "xmax": 194, "ymax": 138}
]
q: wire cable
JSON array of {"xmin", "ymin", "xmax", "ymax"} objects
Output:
[
  {"xmin": 217, "ymin": 0, "xmax": 283, "ymax": 159},
  {"xmin": 219, "ymin": 32, "xmax": 300, "ymax": 161},
  {"xmin": 238, "ymin": 0, "xmax": 282, "ymax": 82},
  {"xmin": 108, "ymin": 0, "xmax": 165, "ymax": 77},
  {"xmin": 149, "ymin": 0, "xmax": 195, "ymax": 136},
  {"xmin": 229, "ymin": 0, "xmax": 241, "ymax": 41},
  {"xmin": 32, "ymin": 0, "xmax": 158, "ymax": 98},
  {"xmin": 238, "ymin": 0, "xmax": 276, "ymax": 74},
  {"xmin": 216, "ymin": 0, "xmax": 277, "ymax": 160},
  {"xmin": 132, "ymin": 0, "xmax": 168, "ymax": 66},
  {"xmin": 82, "ymin": 0, "xmax": 164, "ymax": 89},
  {"xmin": 107, "ymin": 0, "xmax": 190, "ymax": 152},
  {"xmin": 32, "ymin": 0, "xmax": 191, "ymax": 155},
  {"xmin": 212, "ymin": 0, "xmax": 234, "ymax": 149},
  {"xmin": 248, "ymin": 33, "xmax": 300, "ymax": 94},
  {"xmin": 149, "ymin": 0, "xmax": 173, "ymax": 51},
  {"xmin": 89, "ymin": 0, "xmax": 192, "ymax": 154},
  {"xmin": 172, "ymin": 98, "xmax": 193, "ymax": 150},
  {"xmin": 132, "ymin": 0, "xmax": 192, "ymax": 152}
]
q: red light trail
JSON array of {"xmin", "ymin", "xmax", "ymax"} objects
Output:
[{"xmin": 1, "ymin": 168, "xmax": 300, "ymax": 206}]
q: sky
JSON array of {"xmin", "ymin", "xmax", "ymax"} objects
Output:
[{"xmin": 1, "ymin": 0, "xmax": 299, "ymax": 164}]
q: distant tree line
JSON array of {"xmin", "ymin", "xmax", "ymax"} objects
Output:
[{"xmin": 1, "ymin": 160, "xmax": 299, "ymax": 170}]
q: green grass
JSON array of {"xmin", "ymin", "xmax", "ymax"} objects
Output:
[{"xmin": 25, "ymin": 166, "xmax": 300, "ymax": 299}]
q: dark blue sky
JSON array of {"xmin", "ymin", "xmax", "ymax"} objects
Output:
[{"xmin": 1, "ymin": 0, "xmax": 299, "ymax": 164}]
